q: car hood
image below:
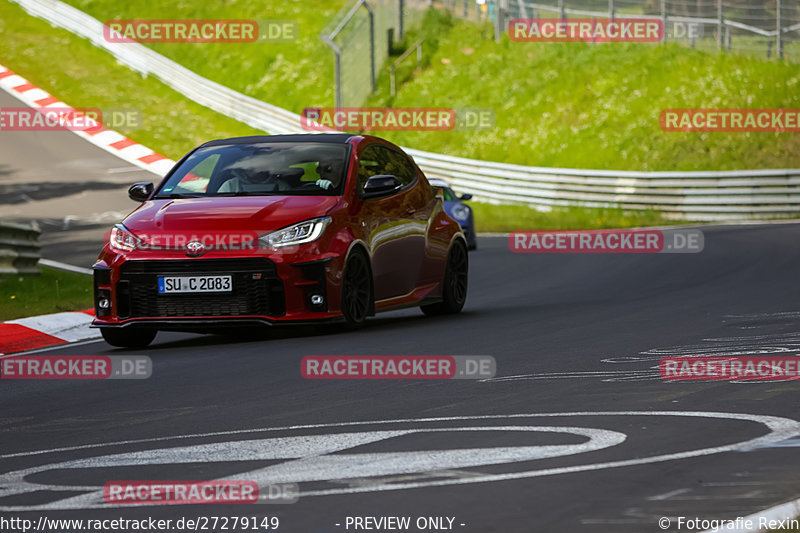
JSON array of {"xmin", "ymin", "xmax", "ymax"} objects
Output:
[{"xmin": 123, "ymin": 196, "xmax": 341, "ymax": 235}]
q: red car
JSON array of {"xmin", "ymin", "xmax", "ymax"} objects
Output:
[{"xmin": 92, "ymin": 134, "xmax": 468, "ymax": 347}]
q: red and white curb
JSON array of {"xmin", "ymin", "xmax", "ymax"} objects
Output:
[
  {"xmin": 0, "ymin": 62, "xmax": 175, "ymax": 176},
  {"xmin": 0, "ymin": 310, "xmax": 100, "ymax": 355}
]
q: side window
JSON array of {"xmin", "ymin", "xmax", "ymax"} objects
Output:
[
  {"xmin": 384, "ymin": 150, "xmax": 416, "ymax": 186},
  {"xmin": 357, "ymin": 145, "xmax": 387, "ymax": 191},
  {"xmin": 357, "ymin": 145, "xmax": 417, "ymax": 191},
  {"xmin": 163, "ymin": 154, "xmax": 219, "ymax": 194}
]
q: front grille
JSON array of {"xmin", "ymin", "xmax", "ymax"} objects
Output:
[{"xmin": 117, "ymin": 258, "xmax": 284, "ymax": 319}]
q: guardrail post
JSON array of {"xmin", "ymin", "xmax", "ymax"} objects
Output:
[
  {"xmin": 398, "ymin": 0, "xmax": 404, "ymax": 38},
  {"xmin": 321, "ymin": 0, "xmax": 376, "ymax": 105},
  {"xmin": 717, "ymin": 0, "xmax": 724, "ymax": 50},
  {"xmin": 0, "ymin": 222, "xmax": 41, "ymax": 275},
  {"xmin": 609, "ymin": 0, "xmax": 615, "ymax": 20},
  {"xmin": 321, "ymin": 35, "xmax": 343, "ymax": 108},
  {"xmin": 365, "ymin": 1, "xmax": 376, "ymax": 91},
  {"xmin": 661, "ymin": 0, "xmax": 668, "ymax": 43},
  {"xmin": 559, "ymin": 0, "xmax": 565, "ymax": 19},
  {"xmin": 777, "ymin": 0, "xmax": 784, "ymax": 59},
  {"xmin": 494, "ymin": 0, "xmax": 506, "ymax": 41}
]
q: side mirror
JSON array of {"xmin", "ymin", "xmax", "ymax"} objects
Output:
[
  {"xmin": 128, "ymin": 182, "xmax": 154, "ymax": 202},
  {"xmin": 459, "ymin": 193, "xmax": 473, "ymax": 201},
  {"xmin": 362, "ymin": 175, "xmax": 402, "ymax": 199}
]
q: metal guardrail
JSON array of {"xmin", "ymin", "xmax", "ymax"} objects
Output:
[
  {"xmin": 0, "ymin": 222, "xmax": 41, "ymax": 275},
  {"xmin": 404, "ymin": 150, "xmax": 800, "ymax": 218},
  {"xmin": 500, "ymin": 0, "xmax": 799, "ymax": 59},
  {"xmin": 9, "ymin": 0, "xmax": 800, "ymax": 221}
]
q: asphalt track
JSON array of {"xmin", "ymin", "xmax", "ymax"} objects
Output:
[
  {"xmin": 2, "ymin": 223, "xmax": 800, "ymax": 531},
  {"xmin": 0, "ymin": 90, "xmax": 154, "ymax": 266},
  {"xmin": 3, "ymin": 94, "xmax": 800, "ymax": 532}
]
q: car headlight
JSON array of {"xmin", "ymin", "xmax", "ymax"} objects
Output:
[
  {"xmin": 451, "ymin": 204, "xmax": 471, "ymax": 222},
  {"xmin": 259, "ymin": 216, "xmax": 331, "ymax": 248},
  {"xmin": 109, "ymin": 224, "xmax": 140, "ymax": 252}
]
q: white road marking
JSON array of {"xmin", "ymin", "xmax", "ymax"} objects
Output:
[
  {"xmin": 703, "ymin": 497, "xmax": 800, "ymax": 533},
  {"xmin": 0, "ymin": 412, "xmax": 797, "ymax": 510},
  {"xmin": 1, "ymin": 426, "xmax": 623, "ymax": 510},
  {"xmin": 484, "ymin": 325, "xmax": 800, "ymax": 383},
  {"xmin": 0, "ymin": 337, "xmax": 106, "ymax": 358},
  {"xmin": 106, "ymin": 166, "xmax": 149, "ymax": 174},
  {"xmin": 6, "ymin": 312, "xmax": 97, "ymax": 343},
  {"xmin": 648, "ymin": 488, "xmax": 691, "ymax": 501},
  {"xmin": 481, "ymin": 370, "xmax": 659, "ymax": 383}
]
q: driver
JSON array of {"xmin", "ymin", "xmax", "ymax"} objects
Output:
[
  {"xmin": 315, "ymin": 159, "xmax": 342, "ymax": 191},
  {"xmin": 217, "ymin": 167, "xmax": 287, "ymax": 193}
]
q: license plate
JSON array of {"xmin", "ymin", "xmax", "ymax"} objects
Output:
[{"xmin": 158, "ymin": 275, "xmax": 232, "ymax": 294}]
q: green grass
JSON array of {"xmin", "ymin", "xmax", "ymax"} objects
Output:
[
  {"xmin": 2, "ymin": 0, "xmax": 798, "ymax": 238},
  {"xmin": 6, "ymin": 0, "xmax": 799, "ymax": 170},
  {"xmin": 0, "ymin": 267, "xmax": 92, "ymax": 321},
  {"xmin": 366, "ymin": 10, "xmax": 800, "ymax": 170},
  {"xmin": 43, "ymin": 0, "xmax": 800, "ymax": 171},
  {"xmin": 60, "ymin": 0, "xmax": 348, "ymax": 113},
  {"xmin": 470, "ymin": 202, "xmax": 677, "ymax": 232}
]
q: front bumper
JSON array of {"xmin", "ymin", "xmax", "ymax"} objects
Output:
[{"xmin": 92, "ymin": 248, "xmax": 346, "ymax": 329}]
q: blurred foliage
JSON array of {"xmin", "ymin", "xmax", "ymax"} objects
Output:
[{"xmin": 3, "ymin": 1, "xmax": 799, "ymax": 173}]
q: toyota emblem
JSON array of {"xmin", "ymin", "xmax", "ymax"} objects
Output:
[{"xmin": 185, "ymin": 240, "xmax": 206, "ymax": 257}]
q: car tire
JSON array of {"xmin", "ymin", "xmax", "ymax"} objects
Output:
[
  {"xmin": 101, "ymin": 327, "xmax": 157, "ymax": 348},
  {"xmin": 421, "ymin": 239, "xmax": 468, "ymax": 316},
  {"xmin": 341, "ymin": 249, "xmax": 373, "ymax": 329}
]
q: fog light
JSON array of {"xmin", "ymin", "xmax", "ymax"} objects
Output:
[
  {"xmin": 310, "ymin": 294, "xmax": 324, "ymax": 306},
  {"xmin": 95, "ymin": 288, "xmax": 112, "ymax": 317}
]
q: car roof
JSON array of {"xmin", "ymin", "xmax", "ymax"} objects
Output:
[{"xmin": 200, "ymin": 134, "xmax": 357, "ymax": 147}]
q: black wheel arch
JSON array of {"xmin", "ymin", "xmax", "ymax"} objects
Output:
[{"xmin": 344, "ymin": 241, "xmax": 375, "ymax": 316}]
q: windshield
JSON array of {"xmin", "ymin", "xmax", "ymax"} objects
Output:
[{"xmin": 155, "ymin": 142, "xmax": 350, "ymax": 198}]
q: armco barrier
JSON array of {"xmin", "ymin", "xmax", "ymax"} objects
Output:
[
  {"xmin": 8, "ymin": 0, "xmax": 800, "ymax": 221},
  {"xmin": 404, "ymin": 150, "xmax": 800, "ymax": 219},
  {"xmin": 0, "ymin": 222, "xmax": 41, "ymax": 275}
]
